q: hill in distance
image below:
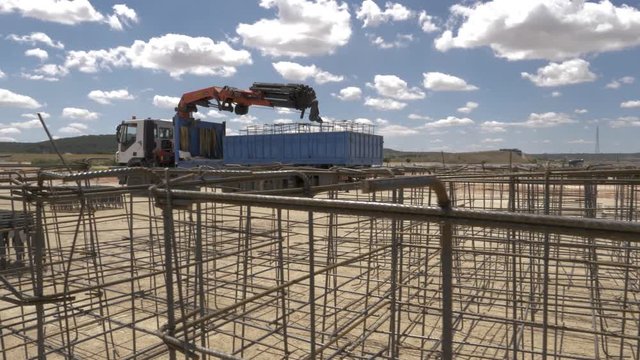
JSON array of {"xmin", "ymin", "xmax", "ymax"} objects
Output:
[{"xmin": 0, "ymin": 135, "xmax": 116, "ymax": 154}]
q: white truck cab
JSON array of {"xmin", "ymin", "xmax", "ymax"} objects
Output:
[{"xmin": 116, "ymin": 118, "xmax": 174, "ymax": 166}]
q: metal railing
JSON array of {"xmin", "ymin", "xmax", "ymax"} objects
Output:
[{"xmin": 240, "ymin": 121, "xmax": 376, "ymax": 136}]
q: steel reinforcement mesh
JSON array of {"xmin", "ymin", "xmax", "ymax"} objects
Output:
[{"xmin": 0, "ymin": 169, "xmax": 639, "ymax": 359}]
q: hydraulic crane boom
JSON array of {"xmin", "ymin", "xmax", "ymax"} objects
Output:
[{"xmin": 176, "ymin": 82, "xmax": 322, "ymax": 123}]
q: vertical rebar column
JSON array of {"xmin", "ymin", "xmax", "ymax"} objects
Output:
[
  {"xmin": 618, "ymin": 183, "xmax": 634, "ymax": 358},
  {"xmin": 388, "ymin": 190, "xmax": 399, "ymax": 358},
  {"xmin": 584, "ymin": 180, "xmax": 602, "ymax": 357},
  {"xmin": 195, "ymin": 203, "xmax": 207, "ymax": 360},
  {"xmin": 161, "ymin": 173, "xmax": 177, "ymax": 360},
  {"xmin": 542, "ymin": 172, "xmax": 550, "ymax": 359},
  {"xmin": 508, "ymin": 175, "xmax": 518, "ymax": 360},
  {"xmin": 128, "ymin": 193, "xmax": 137, "ymax": 356},
  {"xmin": 440, "ymin": 220, "xmax": 453, "ymax": 360},
  {"xmin": 308, "ymin": 211, "xmax": 316, "ymax": 358},
  {"xmin": 276, "ymin": 209, "xmax": 289, "ymax": 356},
  {"xmin": 34, "ymin": 198, "xmax": 45, "ymax": 359}
]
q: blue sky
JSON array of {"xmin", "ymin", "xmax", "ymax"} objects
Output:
[{"xmin": 0, "ymin": 0, "xmax": 639, "ymax": 153}]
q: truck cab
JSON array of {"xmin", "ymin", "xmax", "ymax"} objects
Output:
[{"xmin": 116, "ymin": 118, "xmax": 174, "ymax": 166}]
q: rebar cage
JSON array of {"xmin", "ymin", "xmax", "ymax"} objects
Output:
[{"xmin": 0, "ymin": 168, "xmax": 639, "ymax": 359}]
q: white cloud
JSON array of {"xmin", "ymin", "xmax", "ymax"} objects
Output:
[
  {"xmin": 551, "ymin": 91, "xmax": 562, "ymax": 97},
  {"xmin": 457, "ymin": 101, "xmax": 478, "ymax": 114},
  {"xmin": 127, "ymin": 34, "xmax": 251, "ymax": 78},
  {"xmin": 521, "ymin": 59, "xmax": 596, "ymax": 87},
  {"xmin": 25, "ymin": 48, "xmax": 48, "ymax": 61},
  {"xmin": 480, "ymin": 121, "xmax": 507, "ymax": 133},
  {"xmin": 37, "ymin": 64, "xmax": 62, "ymax": 76},
  {"xmin": 0, "ymin": 68, "xmax": 5, "ymax": 79},
  {"xmin": 231, "ymin": 114, "xmax": 258, "ymax": 125},
  {"xmin": 610, "ymin": 116, "xmax": 640, "ymax": 128},
  {"xmin": 64, "ymin": 48, "xmax": 129, "ymax": 73},
  {"xmin": 152, "ymin": 95, "xmax": 180, "ymax": 109},
  {"xmin": 21, "ymin": 63, "xmax": 69, "ymax": 82},
  {"xmin": 0, "ymin": 0, "xmax": 103, "ymax": 25},
  {"xmin": 423, "ymin": 72, "xmax": 477, "ymax": 91},
  {"xmin": 421, "ymin": 116, "xmax": 474, "ymax": 129},
  {"xmin": 65, "ymin": 34, "xmax": 252, "ymax": 78},
  {"xmin": 62, "ymin": 107, "xmax": 100, "ymax": 120},
  {"xmin": 273, "ymin": 118, "xmax": 293, "ymax": 124},
  {"xmin": 606, "ymin": 76, "xmax": 634, "ymax": 89},
  {"xmin": 206, "ymin": 110, "xmax": 228, "ymax": 119},
  {"xmin": 333, "ymin": 86, "xmax": 362, "ymax": 101},
  {"xmin": 10, "ymin": 119, "xmax": 41, "ymax": 129},
  {"xmin": 275, "ymin": 108, "xmax": 294, "ymax": 115},
  {"xmin": 353, "ymin": 118, "xmax": 373, "ymax": 125},
  {"xmin": 378, "ymin": 124, "xmax": 418, "ymax": 137},
  {"xmin": 369, "ymin": 74, "xmax": 425, "ymax": 100},
  {"xmin": 0, "ymin": 136, "xmax": 16, "ymax": 142},
  {"xmin": 0, "ymin": 88, "xmax": 41, "ymax": 108},
  {"xmin": 482, "ymin": 138, "xmax": 504, "ymax": 143},
  {"xmin": 225, "ymin": 34, "xmax": 241, "ymax": 44},
  {"xmin": 6, "ymin": 114, "xmax": 50, "ymax": 130},
  {"xmin": 0, "ymin": 1, "xmax": 139, "ymax": 29},
  {"xmin": 236, "ymin": 0, "xmax": 351, "ymax": 57},
  {"xmin": 435, "ymin": 0, "xmax": 640, "ymax": 61},
  {"xmin": 88, "ymin": 89, "xmax": 134, "ymax": 104},
  {"xmin": 58, "ymin": 123, "xmax": 88, "ymax": 135},
  {"xmin": 0, "ymin": 127, "xmax": 21, "ymax": 135},
  {"xmin": 69, "ymin": 122, "xmax": 88, "ymax": 130},
  {"xmin": 107, "ymin": 4, "xmax": 138, "ymax": 31},
  {"xmin": 21, "ymin": 73, "xmax": 57, "ymax": 82},
  {"xmin": 574, "ymin": 108, "xmax": 588, "ymax": 114},
  {"xmin": 483, "ymin": 112, "xmax": 575, "ymax": 129},
  {"xmin": 272, "ymin": 61, "xmax": 343, "ymax": 84},
  {"xmin": 21, "ymin": 112, "xmax": 50, "ymax": 120},
  {"xmin": 356, "ymin": 0, "xmax": 413, "ymax": 28},
  {"xmin": 6, "ymin": 32, "xmax": 64, "ymax": 49},
  {"xmin": 418, "ymin": 10, "xmax": 438, "ymax": 33},
  {"xmin": 523, "ymin": 112, "xmax": 576, "ymax": 128},
  {"xmin": 568, "ymin": 139, "xmax": 593, "ymax": 144},
  {"xmin": 315, "ymin": 71, "xmax": 344, "ymax": 84},
  {"xmin": 408, "ymin": 113, "xmax": 431, "ymax": 121},
  {"xmin": 364, "ymin": 97, "xmax": 407, "ymax": 110},
  {"xmin": 621, "ymin": 100, "xmax": 640, "ymax": 108},
  {"xmin": 370, "ymin": 34, "xmax": 414, "ymax": 49}
]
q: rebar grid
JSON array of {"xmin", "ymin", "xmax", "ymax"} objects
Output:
[{"xmin": 0, "ymin": 168, "xmax": 639, "ymax": 359}]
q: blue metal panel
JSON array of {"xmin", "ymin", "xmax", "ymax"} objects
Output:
[
  {"xmin": 173, "ymin": 116, "xmax": 225, "ymax": 167},
  {"xmin": 224, "ymin": 131, "xmax": 383, "ymax": 166}
]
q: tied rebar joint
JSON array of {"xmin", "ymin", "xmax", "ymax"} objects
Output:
[{"xmin": 361, "ymin": 175, "xmax": 451, "ymax": 211}]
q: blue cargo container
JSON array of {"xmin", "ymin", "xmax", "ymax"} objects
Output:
[{"xmin": 224, "ymin": 130, "xmax": 383, "ymax": 166}]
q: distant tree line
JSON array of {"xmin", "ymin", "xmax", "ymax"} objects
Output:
[{"xmin": 0, "ymin": 135, "xmax": 116, "ymax": 154}]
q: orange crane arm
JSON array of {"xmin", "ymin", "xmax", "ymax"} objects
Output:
[{"xmin": 175, "ymin": 83, "xmax": 322, "ymax": 123}]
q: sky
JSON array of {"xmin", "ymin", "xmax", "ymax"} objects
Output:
[{"xmin": 0, "ymin": 0, "xmax": 639, "ymax": 153}]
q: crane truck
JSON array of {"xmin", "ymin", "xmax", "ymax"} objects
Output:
[
  {"xmin": 116, "ymin": 82, "xmax": 322, "ymax": 167},
  {"xmin": 116, "ymin": 82, "xmax": 382, "ymax": 169}
]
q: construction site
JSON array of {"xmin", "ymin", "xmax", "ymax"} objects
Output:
[{"xmin": 1, "ymin": 162, "xmax": 639, "ymax": 359}]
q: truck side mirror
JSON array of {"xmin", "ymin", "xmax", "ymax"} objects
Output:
[{"xmin": 116, "ymin": 124, "xmax": 122, "ymax": 143}]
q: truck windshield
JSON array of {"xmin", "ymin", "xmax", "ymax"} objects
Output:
[{"xmin": 156, "ymin": 127, "xmax": 173, "ymax": 140}]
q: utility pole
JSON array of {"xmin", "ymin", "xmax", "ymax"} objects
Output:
[{"xmin": 595, "ymin": 126, "xmax": 600, "ymax": 154}]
